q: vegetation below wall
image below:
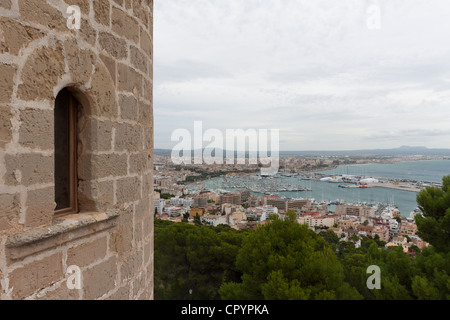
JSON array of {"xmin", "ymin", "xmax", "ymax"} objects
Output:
[{"xmin": 154, "ymin": 176, "xmax": 450, "ymax": 300}]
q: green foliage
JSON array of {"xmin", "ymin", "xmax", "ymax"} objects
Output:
[
  {"xmin": 415, "ymin": 175, "xmax": 450, "ymax": 253},
  {"xmin": 219, "ymin": 218, "xmax": 362, "ymax": 300},
  {"xmin": 155, "ymin": 176, "xmax": 450, "ymax": 300},
  {"xmin": 154, "ymin": 219, "xmax": 247, "ymax": 300}
]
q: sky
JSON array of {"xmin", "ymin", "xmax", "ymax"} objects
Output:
[{"xmin": 154, "ymin": 0, "xmax": 450, "ymax": 151}]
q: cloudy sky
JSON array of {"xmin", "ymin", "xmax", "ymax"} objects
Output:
[{"xmin": 154, "ymin": 0, "xmax": 450, "ymax": 151}]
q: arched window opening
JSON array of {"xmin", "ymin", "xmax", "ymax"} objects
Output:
[{"xmin": 54, "ymin": 88, "xmax": 79, "ymax": 215}]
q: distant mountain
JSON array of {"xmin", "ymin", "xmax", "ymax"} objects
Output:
[
  {"xmin": 154, "ymin": 146, "xmax": 450, "ymax": 157},
  {"xmin": 279, "ymin": 146, "xmax": 450, "ymax": 157}
]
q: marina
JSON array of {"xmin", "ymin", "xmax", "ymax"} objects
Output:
[{"xmin": 191, "ymin": 160, "xmax": 450, "ymax": 217}]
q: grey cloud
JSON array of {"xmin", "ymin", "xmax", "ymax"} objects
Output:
[{"xmin": 155, "ymin": 60, "xmax": 233, "ymax": 83}]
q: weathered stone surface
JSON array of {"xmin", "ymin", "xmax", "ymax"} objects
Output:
[
  {"xmin": 140, "ymin": 27, "xmax": 152, "ymax": 58},
  {"xmin": 18, "ymin": 108, "xmax": 53, "ymax": 150},
  {"xmin": 143, "ymin": 77, "xmax": 153, "ymax": 102},
  {"xmin": 79, "ymin": 19, "xmax": 97, "ymax": 46},
  {"xmin": 17, "ymin": 43, "xmax": 65, "ymax": 101},
  {"xmin": 133, "ymin": 0, "xmax": 149, "ymax": 26},
  {"xmin": 0, "ymin": 193, "xmax": 20, "ymax": 231},
  {"xmin": 139, "ymin": 100, "xmax": 152, "ymax": 125},
  {"xmin": 119, "ymin": 94, "xmax": 138, "ymax": 121},
  {"xmin": 25, "ymin": 186, "xmax": 55, "ymax": 228},
  {"xmin": 0, "ymin": 104, "xmax": 12, "ymax": 146},
  {"xmin": 94, "ymin": 0, "xmax": 111, "ymax": 26},
  {"xmin": 112, "ymin": 7, "xmax": 139, "ymax": 43},
  {"xmin": 0, "ymin": 0, "xmax": 154, "ymax": 301},
  {"xmin": 83, "ymin": 256, "xmax": 118, "ymax": 299},
  {"xmin": 135, "ymin": 198, "xmax": 150, "ymax": 222},
  {"xmin": 67, "ymin": 236, "xmax": 108, "ymax": 268},
  {"xmin": 100, "ymin": 54, "xmax": 116, "ymax": 86},
  {"xmin": 79, "ymin": 117, "xmax": 113, "ymax": 152},
  {"xmin": 0, "ymin": 63, "xmax": 16, "ymax": 103},
  {"xmin": 9, "ymin": 252, "xmax": 63, "ymax": 299},
  {"xmin": 99, "ymin": 31, "xmax": 128, "ymax": 60},
  {"xmin": 18, "ymin": 0, "xmax": 67, "ymax": 32},
  {"xmin": 116, "ymin": 176, "xmax": 141, "ymax": 204},
  {"xmin": 118, "ymin": 63, "xmax": 142, "ymax": 95},
  {"xmin": 78, "ymin": 153, "xmax": 128, "ymax": 180},
  {"xmin": 64, "ymin": 40, "xmax": 95, "ymax": 84},
  {"xmin": 4, "ymin": 153, "xmax": 53, "ymax": 186},
  {"xmin": 130, "ymin": 46, "xmax": 148, "ymax": 73},
  {"xmin": 78, "ymin": 179, "xmax": 114, "ymax": 212},
  {"xmin": 0, "ymin": 18, "xmax": 45, "ymax": 55},
  {"xmin": 86, "ymin": 63, "xmax": 118, "ymax": 118},
  {"xmin": 120, "ymin": 248, "xmax": 142, "ymax": 281},
  {"xmin": 109, "ymin": 207, "xmax": 133, "ymax": 255},
  {"xmin": 37, "ymin": 283, "xmax": 80, "ymax": 300},
  {"xmin": 132, "ymin": 270, "xmax": 146, "ymax": 298},
  {"xmin": 105, "ymin": 284, "xmax": 130, "ymax": 300},
  {"xmin": 0, "ymin": 0, "xmax": 11, "ymax": 9},
  {"xmin": 68, "ymin": 0, "xmax": 90, "ymax": 15},
  {"xmin": 143, "ymin": 126, "xmax": 153, "ymax": 151},
  {"xmin": 129, "ymin": 153, "xmax": 149, "ymax": 175},
  {"xmin": 115, "ymin": 122, "xmax": 142, "ymax": 152}
]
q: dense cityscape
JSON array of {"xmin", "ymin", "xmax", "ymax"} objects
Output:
[{"xmin": 153, "ymin": 153, "xmax": 448, "ymax": 254}]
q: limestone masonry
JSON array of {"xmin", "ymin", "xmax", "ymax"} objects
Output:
[{"xmin": 0, "ymin": 0, "xmax": 154, "ymax": 299}]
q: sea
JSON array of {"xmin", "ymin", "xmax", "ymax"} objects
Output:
[{"xmin": 197, "ymin": 160, "xmax": 450, "ymax": 217}]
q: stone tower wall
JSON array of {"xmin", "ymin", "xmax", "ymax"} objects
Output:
[{"xmin": 0, "ymin": 0, "xmax": 153, "ymax": 300}]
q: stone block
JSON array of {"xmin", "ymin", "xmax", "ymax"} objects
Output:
[
  {"xmin": 78, "ymin": 153, "xmax": 128, "ymax": 180},
  {"xmin": 111, "ymin": 7, "xmax": 139, "ymax": 44},
  {"xmin": 9, "ymin": 252, "xmax": 64, "ymax": 299},
  {"xmin": 0, "ymin": 63, "xmax": 16, "ymax": 103},
  {"xmin": 25, "ymin": 186, "xmax": 55, "ymax": 228},
  {"xmin": 117, "ymin": 62, "xmax": 142, "ymax": 96},
  {"xmin": 119, "ymin": 94, "xmax": 138, "ymax": 121},
  {"xmin": 0, "ymin": 193, "xmax": 20, "ymax": 231},
  {"xmin": 120, "ymin": 248, "xmax": 142, "ymax": 282},
  {"xmin": 116, "ymin": 176, "xmax": 141, "ymax": 204},
  {"xmin": 0, "ymin": 0, "xmax": 11, "ymax": 9},
  {"xmin": 4, "ymin": 153, "xmax": 53, "ymax": 186},
  {"xmin": 0, "ymin": 104, "xmax": 12, "ymax": 146},
  {"xmin": 79, "ymin": 117, "xmax": 113, "ymax": 152},
  {"xmin": 18, "ymin": 108, "xmax": 53, "ymax": 150},
  {"xmin": 78, "ymin": 179, "xmax": 114, "ymax": 212},
  {"xmin": 86, "ymin": 62, "xmax": 118, "ymax": 119},
  {"xmin": 114, "ymin": 122, "xmax": 142, "ymax": 152},
  {"xmin": 17, "ymin": 43, "xmax": 65, "ymax": 102},
  {"xmin": 18, "ymin": 0, "xmax": 67, "ymax": 32},
  {"xmin": 94, "ymin": 0, "xmax": 110, "ymax": 26},
  {"xmin": 82, "ymin": 256, "xmax": 118, "ymax": 299},
  {"xmin": 99, "ymin": 31, "xmax": 128, "ymax": 60},
  {"xmin": 66, "ymin": 236, "xmax": 108, "ymax": 268},
  {"xmin": 0, "ymin": 17, "xmax": 45, "ymax": 56},
  {"xmin": 130, "ymin": 46, "xmax": 148, "ymax": 73},
  {"xmin": 64, "ymin": 39, "xmax": 95, "ymax": 84}
]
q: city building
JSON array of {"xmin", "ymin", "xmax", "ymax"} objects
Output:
[
  {"xmin": 262, "ymin": 195, "xmax": 288, "ymax": 212},
  {"xmin": 192, "ymin": 195, "xmax": 209, "ymax": 209},
  {"xmin": 400, "ymin": 223, "xmax": 418, "ymax": 237},
  {"xmin": 189, "ymin": 208, "xmax": 204, "ymax": 218},
  {"xmin": 201, "ymin": 215, "xmax": 227, "ymax": 227},
  {"xmin": 154, "ymin": 199, "xmax": 166, "ymax": 215},
  {"xmin": 335, "ymin": 205, "xmax": 374, "ymax": 217},
  {"xmin": 220, "ymin": 193, "xmax": 242, "ymax": 206},
  {"xmin": 372, "ymin": 225, "xmax": 390, "ymax": 242}
]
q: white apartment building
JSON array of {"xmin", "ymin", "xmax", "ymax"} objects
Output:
[
  {"xmin": 154, "ymin": 199, "xmax": 166, "ymax": 215},
  {"xmin": 201, "ymin": 215, "xmax": 228, "ymax": 227}
]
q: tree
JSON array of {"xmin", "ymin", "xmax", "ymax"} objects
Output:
[
  {"xmin": 154, "ymin": 220, "xmax": 245, "ymax": 300},
  {"xmin": 415, "ymin": 175, "xmax": 450, "ymax": 252},
  {"xmin": 219, "ymin": 217, "xmax": 361, "ymax": 300}
]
